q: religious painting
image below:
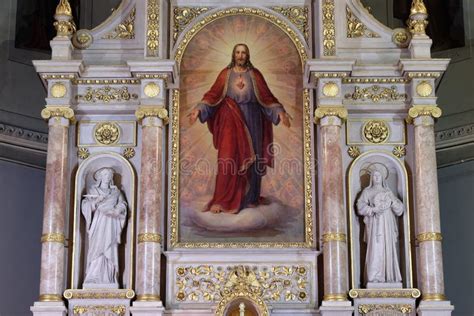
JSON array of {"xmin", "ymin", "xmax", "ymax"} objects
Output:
[{"xmin": 171, "ymin": 12, "xmax": 313, "ymax": 247}]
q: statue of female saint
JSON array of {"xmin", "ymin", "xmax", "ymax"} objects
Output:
[
  {"xmin": 356, "ymin": 168, "xmax": 404, "ymax": 285},
  {"xmin": 81, "ymin": 167, "xmax": 127, "ymax": 287}
]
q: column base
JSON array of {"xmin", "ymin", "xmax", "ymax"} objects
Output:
[
  {"xmin": 30, "ymin": 301, "xmax": 67, "ymax": 316},
  {"xmin": 130, "ymin": 300, "xmax": 165, "ymax": 316},
  {"xmin": 319, "ymin": 300, "xmax": 353, "ymax": 316},
  {"xmin": 417, "ymin": 301, "xmax": 454, "ymax": 316}
]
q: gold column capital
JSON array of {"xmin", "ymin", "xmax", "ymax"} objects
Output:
[
  {"xmin": 322, "ymin": 233, "xmax": 347, "ymax": 243},
  {"xmin": 41, "ymin": 233, "xmax": 66, "ymax": 244},
  {"xmin": 416, "ymin": 232, "xmax": 443, "ymax": 243},
  {"xmin": 135, "ymin": 107, "xmax": 169, "ymax": 125},
  {"xmin": 314, "ymin": 107, "xmax": 348, "ymax": 124},
  {"xmin": 408, "ymin": 0, "xmax": 428, "ymax": 35},
  {"xmin": 137, "ymin": 233, "xmax": 162, "ymax": 244},
  {"xmin": 407, "ymin": 105, "xmax": 442, "ymax": 124},
  {"xmin": 41, "ymin": 106, "xmax": 75, "ymax": 122}
]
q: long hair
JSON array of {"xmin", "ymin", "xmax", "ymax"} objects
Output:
[{"xmin": 227, "ymin": 43, "xmax": 254, "ymax": 69}]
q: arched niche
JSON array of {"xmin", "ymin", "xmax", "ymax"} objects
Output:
[
  {"xmin": 348, "ymin": 151, "xmax": 413, "ymax": 289},
  {"xmin": 70, "ymin": 152, "xmax": 136, "ymax": 290}
]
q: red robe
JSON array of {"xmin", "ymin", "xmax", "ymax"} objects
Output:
[{"xmin": 200, "ymin": 67, "xmax": 281, "ymax": 213}]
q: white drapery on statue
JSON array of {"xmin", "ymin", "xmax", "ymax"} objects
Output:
[{"xmin": 81, "ymin": 167, "xmax": 127, "ymax": 287}]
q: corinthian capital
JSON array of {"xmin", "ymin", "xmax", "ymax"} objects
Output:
[
  {"xmin": 314, "ymin": 107, "xmax": 348, "ymax": 124},
  {"xmin": 41, "ymin": 106, "xmax": 75, "ymax": 122},
  {"xmin": 407, "ymin": 105, "xmax": 442, "ymax": 124}
]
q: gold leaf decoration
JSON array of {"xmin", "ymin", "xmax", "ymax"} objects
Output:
[
  {"xmin": 173, "ymin": 7, "xmax": 210, "ymax": 43},
  {"xmin": 102, "ymin": 7, "xmax": 136, "ymax": 39},
  {"xmin": 346, "ymin": 6, "xmax": 380, "ymax": 38},
  {"xmin": 271, "ymin": 6, "xmax": 308, "ymax": 40}
]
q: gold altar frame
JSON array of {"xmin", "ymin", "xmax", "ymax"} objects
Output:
[{"xmin": 168, "ymin": 7, "xmax": 315, "ymax": 249}]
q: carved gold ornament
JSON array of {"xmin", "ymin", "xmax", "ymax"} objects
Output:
[
  {"xmin": 392, "ymin": 146, "xmax": 406, "ymax": 158},
  {"xmin": 135, "ymin": 107, "xmax": 169, "ymax": 124},
  {"xmin": 349, "ymin": 288, "xmax": 421, "ymax": 299},
  {"xmin": 343, "ymin": 77, "xmax": 407, "ymax": 84},
  {"xmin": 41, "ymin": 233, "xmax": 65, "ymax": 244},
  {"xmin": 39, "ymin": 294, "xmax": 62, "ymax": 302},
  {"xmin": 50, "ymin": 83, "xmax": 67, "ymax": 98},
  {"xmin": 94, "ymin": 122, "xmax": 120, "ymax": 145},
  {"xmin": 346, "ymin": 6, "xmax": 379, "ymax": 38},
  {"xmin": 416, "ymin": 232, "xmax": 442, "ymax": 243},
  {"xmin": 322, "ymin": 0, "xmax": 336, "ymax": 56},
  {"xmin": 137, "ymin": 233, "xmax": 162, "ymax": 244},
  {"xmin": 53, "ymin": 0, "xmax": 76, "ymax": 37},
  {"xmin": 173, "ymin": 7, "xmax": 210, "ymax": 43},
  {"xmin": 348, "ymin": 146, "xmax": 361, "ymax": 158},
  {"xmin": 407, "ymin": 105, "xmax": 442, "ymax": 123},
  {"xmin": 54, "ymin": 20, "xmax": 76, "ymax": 38},
  {"xmin": 359, "ymin": 304, "xmax": 413, "ymax": 315},
  {"xmin": 416, "ymin": 81, "xmax": 433, "ymax": 97},
  {"xmin": 143, "ymin": 82, "xmax": 161, "ymax": 98},
  {"xmin": 322, "ymin": 82, "xmax": 339, "ymax": 97},
  {"xmin": 77, "ymin": 147, "xmax": 90, "ymax": 159},
  {"xmin": 345, "ymin": 85, "xmax": 406, "ymax": 102},
  {"xmin": 271, "ymin": 6, "xmax": 309, "ymax": 40},
  {"xmin": 314, "ymin": 107, "xmax": 348, "ymax": 123},
  {"xmin": 122, "ymin": 147, "xmax": 135, "ymax": 159},
  {"xmin": 322, "ymin": 233, "xmax": 346, "ymax": 243},
  {"xmin": 73, "ymin": 30, "xmax": 93, "ymax": 49},
  {"xmin": 41, "ymin": 106, "xmax": 75, "ymax": 122},
  {"xmin": 78, "ymin": 86, "xmax": 138, "ymax": 103},
  {"xmin": 363, "ymin": 120, "xmax": 390, "ymax": 144},
  {"xmin": 407, "ymin": 72, "xmax": 440, "ymax": 79},
  {"xmin": 103, "ymin": 7, "xmax": 136, "ymax": 39},
  {"xmin": 73, "ymin": 305, "xmax": 126, "ymax": 316},
  {"xmin": 63, "ymin": 289, "xmax": 135, "ymax": 300},
  {"xmin": 392, "ymin": 28, "xmax": 411, "ymax": 48},
  {"xmin": 147, "ymin": 0, "xmax": 160, "ymax": 56},
  {"xmin": 175, "ymin": 265, "xmax": 309, "ymax": 305},
  {"xmin": 408, "ymin": 0, "xmax": 428, "ymax": 35}
]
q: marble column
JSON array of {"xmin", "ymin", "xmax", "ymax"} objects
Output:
[
  {"xmin": 132, "ymin": 107, "xmax": 168, "ymax": 314},
  {"xmin": 316, "ymin": 107, "xmax": 353, "ymax": 316},
  {"xmin": 32, "ymin": 107, "xmax": 73, "ymax": 315}
]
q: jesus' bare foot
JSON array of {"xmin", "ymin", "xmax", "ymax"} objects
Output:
[{"xmin": 210, "ymin": 205, "xmax": 222, "ymax": 213}]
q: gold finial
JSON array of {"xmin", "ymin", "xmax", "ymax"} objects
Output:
[
  {"xmin": 408, "ymin": 0, "xmax": 428, "ymax": 35},
  {"xmin": 53, "ymin": 0, "xmax": 76, "ymax": 37}
]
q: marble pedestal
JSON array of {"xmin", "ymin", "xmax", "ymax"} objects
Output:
[
  {"xmin": 64, "ymin": 289, "xmax": 135, "ymax": 316},
  {"xmin": 30, "ymin": 301, "xmax": 67, "ymax": 316},
  {"xmin": 130, "ymin": 301, "xmax": 165, "ymax": 316},
  {"xmin": 417, "ymin": 301, "xmax": 454, "ymax": 316},
  {"xmin": 319, "ymin": 300, "xmax": 353, "ymax": 316}
]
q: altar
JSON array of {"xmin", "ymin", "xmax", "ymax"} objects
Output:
[{"xmin": 30, "ymin": 0, "xmax": 454, "ymax": 315}]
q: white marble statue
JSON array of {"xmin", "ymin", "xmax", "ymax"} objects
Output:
[
  {"xmin": 356, "ymin": 167, "xmax": 404, "ymax": 285},
  {"xmin": 81, "ymin": 167, "xmax": 127, "ymax": 288}
]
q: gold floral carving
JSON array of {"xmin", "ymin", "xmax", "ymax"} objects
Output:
[
  {"xmin": 94, "ymin": 122, "xmax": 120, "ymax": 145},
  {"xmin": 408, "ymin": 0, "xmax": 428, "ymax": 35},
  {"xmin": 345, "ymin": 85, "xmax": 407, "ymax": 102},
  {"xmin": 41, "ymin": 233, "xmax": 66, "ymax": 244},
  {"xmin": 73, "ymin": 305, "xmax": 126, "ymax": 316},
  {"xmin": 346, "ymin": 6, "xmax": 379, "ymax": 38},
  {"xmin": 363, "ymin": 120, "xmax": 390, "ymax": 144},
  {"xmin": 422, "ymin": 293, "xmax": 447, "ymax": 301},
  {"xmin": 314, "ymin": 107, "xmax": 348, "ymax": 123},
  {"xmin": 322, "ymin": 0, "xmax": 336, "ymax": 56},
  {"xmin": 271, "ymin": 6, "xmax": 308, "ymax": 40},
  {"xmin": 39, "ymin": 294, "xmax": 62, "ymax": 302},
  {"xmin": 416, "ymin": 232, "xmax": 442, "ymax": 243},
  {"xmin": 176, "ymin": 265, "xmax": 309, "ymax": 307},
  {"xmin": 50, "ymin": 83, "xmax": 67, "ymax": 98},
  {"xmin": 416, "ymin": 81, "xmax": 433, "ymax": 97},
  {"xmin": 173, "ymin": 7, "xmax": 210, "ymax": 43},
  {"xmin": 135, "ymin": 107, "xmax": 169, "ymax": 124},
  {"xmin": 102, "ymin": 7, "xmax": 136, "ymax": 39},
  {"xmin": 393, "ymin": 146, "xmax": 406, "ymax": 158},
  {"xmin": 63, "ymin": 289, "xmax": 135, "ymax": 300},
  {"xmin": 322, "ymin": 233, "xmax": 346, "ymax": 243},
  {"xmin": 348, "ymin": 146, "xmax": 361, "ymax": 158},
  {"xmin": 322, "ymin": 82, "xmax": 339, "ymax": 97},
  {"xmin": 392, "ymin": 28, "xmax": 411, "ymax": 48},
  {"xmin": 147, "ymin": 0, "xmax": 160, "ymax": 56},
  {"xmin": 78, "ymin": 86, "xmax": 138, "ymax": 103},
  {"xmin": 137, "ymin": 233, "xmax": 162, "ymax": 244},
  {"xmin": 73, "ymin": 30, "xmax": 93, "ymax": 49},
  {"xmin": 78, "ymin": 147, "xmax": 90, "ymax": 159},
  {"xmin": 407, "ymin": 105, "xmax": 442, "ymax": 123},
  {"xmin": 41, "ymin": 107, "xmax": 75, "ymax": 121},
  {"xmin": 359, "ymin": 304, "xmax": 413, "ymax": 315},
  {"xmin": 123, "ymin": 147, "xmax": 135, "ymax": 159},
  {"xmin": 349, "ymin": 288, "xmax": 421, "ymax": 299}
]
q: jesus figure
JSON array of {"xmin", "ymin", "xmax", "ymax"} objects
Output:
[{"xmin": 189, "ymin": 43, "xmax": 291, "ymax": 214}]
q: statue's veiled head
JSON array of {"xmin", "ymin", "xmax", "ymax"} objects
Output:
[{"xmin": 94, "ymin": 167, "xmax": 115, "ymax": 187}]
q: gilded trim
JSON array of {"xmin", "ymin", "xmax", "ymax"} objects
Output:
[
  {"xmin": 39, "ymin": 294, "xmax": 63, "ymax": 302},
  {"xmin": 359, "ymin": 304, "xmax": 412, "ymax": 315},
  {"xmin": 349, "ymin": 288, "xmax": 421, "ymax": 299},
  {"xmin": 136, "ymin": 294, "xmax": 161, "ymax": 301},
  {"xmin": 323, "ymin": 293, "xmax": 347, "ymax": 301},
  {"xmin": 271, "ymin": 6, "xmax": 309, "ymax": 41},
  {"xmin": 346, "ymin": 6, "xmax": 379, "ymax": 38},
  {"xmin": 146, "ymin": 0, "xmax": 160, "ymax": 56},
  {"xmin": 422, "ymin": 293, "xmax": 447, "ymax": 301},
  {"xmin": 343, "ymin": 77, "xmax": 408, "ymax": 84},
  {"xmin": 416, "ymin": 232, "xmax": 442, "ymax": 243},
  {"xmin": 322, "ymin": 233, "xmax": 346, "ymax": 243},
  {"xmin": 41, "ymin": 233, "xmax": 66, "ymax": 244},
  {"xmin": 63, "ymin": 289, "xmax": 135, "ymax": 300},
  {"xmin": 137, "ymin": 233, "xmax": 162, "ymax": 244},
  {"xmin": 173, "ymin": 7, "xmax": 210, "ymax": 44},
  {"xmin": 102, "ymin": 6, "xmax": 136, "ymax": 39},
  {"xmin": 73, "ymin": 79, "xmax": 140, "ymax": 85},
  {"xmin": 322, "ymin": 0, "xmax": 336, "ymax": 56}
]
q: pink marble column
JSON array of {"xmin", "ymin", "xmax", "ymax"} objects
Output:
[
  {"xmin": 413, "ymin": 115, "xmax": 446, "ymax": 301},
  {"xmin": 38, "ymin": 112, "xmax": 72, "ymax": 302},
  {"xmin": 319, "ymin": 115, "xmax": 349, "ymax": 301},
  {"xmin": 136, "ymin": 115, "xmax": 164, "ymax": 302}
]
